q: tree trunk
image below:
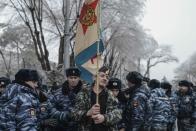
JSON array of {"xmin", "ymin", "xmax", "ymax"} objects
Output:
[
  {"xmin": 0, "ymin": 50, "xmax": 10, "ymax": 77},
  {"xmin": 137, "ymin": 58, "xmax": 141, "ymax": 73},
  {"xmin": 146, "ymin": 59, "xmax": 150, "ymax": 78},
  {"xmin": 70, "ymin": 52, "xmax": 75, "ymax": 67},
  {"xmin": 144, "ymin": 58, "xmax": 151, "ymax": 78},
  {"xmin": 58, "ymin": 36, "xmax": 64, "ymax": 65},
  {"xmin": 22, "ymin": 58, "xmax": 26, "ymax": 68},
  {"xmin": 28, "ymin": 4, "xmax": 51, "ymax": 71}
]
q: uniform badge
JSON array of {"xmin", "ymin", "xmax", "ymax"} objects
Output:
[
  {"xmin": 73, "ymin": 70, "xmax": 75, "ymax": 74},
  {"xmin": 113, "ymin": 82, "xmax": 117, "ymax": 86},
  {"xmin": 132, "ymin": 100, "xmax": 139, "ymax": 107},
  {"xmin": 30, "ymin": 108, "xmax": 36, "ymax": 117}
]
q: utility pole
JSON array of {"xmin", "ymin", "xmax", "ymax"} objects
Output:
[{"xmin": 64, "ymin": 0, "xmax": 70, "ymax": 75}]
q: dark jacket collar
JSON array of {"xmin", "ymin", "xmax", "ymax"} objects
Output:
[{"xmin": 62, "ymin": 80, "xmax": 82, "ymax": 95}]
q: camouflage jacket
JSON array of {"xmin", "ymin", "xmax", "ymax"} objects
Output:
[
  {"xmin": 0, "ymin": 83, "xmax": 40, "ymax": 131},
  {"xmin": 147, "ymin": 88, "xmax": 174, "ymax": 127},
  {"xmin": 71, "ymin": 87, "xmax": 122, "ymax": 131},
  {"xmin": 167, "ymin": 90, "xmax": 178, "ymax": 123}
]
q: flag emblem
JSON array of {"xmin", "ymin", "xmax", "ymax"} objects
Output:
[{"xmin": 79, "ymin": 0, "xmax": 99, "ymax": 34}]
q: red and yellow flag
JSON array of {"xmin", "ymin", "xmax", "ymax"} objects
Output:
[{"xmin": 75, "ymin": 0, "xmax": 104, "ymax": 83}]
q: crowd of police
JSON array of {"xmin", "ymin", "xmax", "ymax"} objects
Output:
[{"xmin": 0, "ymin": 66, "xmax": 195, "ymax": 131}]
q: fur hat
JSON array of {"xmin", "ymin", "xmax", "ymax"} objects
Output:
[
  {"xmin": 179, "ymin": 80, "xmax": 190, "ymax": 87},
  {"xmin": 65, "ymin": 67, "xmax": 81, "ymax": 77},
  {"xmin": 148, "ymin": 79, "xmax": 160, "ymax": 89},
  {"xmin": 126, "ymin": 71, "xmax": 143, "ymax": 85},
  {"xmin": 15, "ymin": 69, "xmax": 39, "ymax": 82},
  {"xmin": 0, "ymin": 77, "xmax": 11, "ymax": 87},
  {"xmin": 161, "ymin": 81, "xmax": 172, "ymax": 89},
  {"xmin": 107, "ymin": 78, "xmax": 122, "ymax": 90}
]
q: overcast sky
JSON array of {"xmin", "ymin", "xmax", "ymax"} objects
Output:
[{"xmin": 141, "ymin": 0, "xmax": 196, "ymax": 81}]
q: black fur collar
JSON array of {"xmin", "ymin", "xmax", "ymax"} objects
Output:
[{"xmin": 62, "ymin": 80, "xmax": 82, "ymax": 95}]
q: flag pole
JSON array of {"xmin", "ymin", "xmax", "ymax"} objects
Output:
[{"xmin": 96, "ymin": 0, "xmax": 101, "ymax": 104}]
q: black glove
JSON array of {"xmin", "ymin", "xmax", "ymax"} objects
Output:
[
  {"xmin": 190, "ymin": 117, "xmax": 196, "ymax": 125},
  {"xmin": 41, "ymin": 119, "xmax": 58, "ymax": 127}
]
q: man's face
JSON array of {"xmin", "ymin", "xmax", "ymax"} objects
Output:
[
  {"xmin": 179, "ymin": 86, "xmax": 189, "ymax": 93},
  {"xmin": 26, "ymin": 81, "xmax": 38, "ymax": 89},
  {"xmin": 0, "ymin": 84, "xmax": 5, "ymax": 94},
  {"xmin": 97, "ymin": 72, "xmax": 109, "ymax": 88},
  {"xmin": 67, "ymin": 76, "xmax": 80, "ymax": 87},
  {"xmin": 111, "ymin": 89, "xmax": 119, "ymax": 97}
]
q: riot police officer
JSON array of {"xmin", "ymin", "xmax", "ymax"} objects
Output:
[
  {"xmin": 177, "ymin": 80, "xmax": 196, "ymax": 131},
  {"xmin": 0, "ymin": 69, "xmax": 40, "ymax": 130},
  {"xmin": 147, "ymin": 80, "xmax": 171, "ymax": 131},
  {"xmin": 48, "ymin": 67, "xmax": 83, "ymax": 131},
  {"xmin": 123, "ymin": 71, "xmax": 149, "ymax": 131}
]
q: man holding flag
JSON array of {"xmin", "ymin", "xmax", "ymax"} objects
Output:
[
  {"xmin": 71, "ymin": 66, "xmax": 122, "ymax": 131},
  {"xmin": 72, "ymin": 1, "xmax": 121, "ymax": 130}
]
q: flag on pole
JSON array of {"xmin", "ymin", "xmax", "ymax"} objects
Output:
[{"xmin": 75, "ymin": 0, "xmax": 104, "ymax": 83}]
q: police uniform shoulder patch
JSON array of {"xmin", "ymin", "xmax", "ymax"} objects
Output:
[{"xmin": 30, "ymin": 108, "xmax": 36, "ymax": 117}]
